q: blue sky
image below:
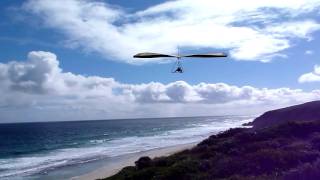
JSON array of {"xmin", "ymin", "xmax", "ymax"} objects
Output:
[{"xmin": 1, "ymin": 0, "xmax": 320, "ymax": 122}]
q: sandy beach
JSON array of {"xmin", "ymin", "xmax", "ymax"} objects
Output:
[{"xmin": 71, "ymin": 142, "xmax": 197, "ymax": 180}]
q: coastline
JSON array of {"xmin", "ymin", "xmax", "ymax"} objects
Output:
[{"xmin": 71, "ymin": 142, "xmax": 197, "ymax": 180}]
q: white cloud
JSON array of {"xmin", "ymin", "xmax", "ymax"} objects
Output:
[
  {"xmin": 1, "ymin": 51, "xmax": 320, "ymax": 122},
  {"xmin": 22, "ymin": 0, "xmax": 320, "ymax": 63},
  {"xmin": 299, "ymin": 65, "xmax": 320, "ymax": 83}
]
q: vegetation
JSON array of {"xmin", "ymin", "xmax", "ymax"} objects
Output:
[{"xmin": 103, "ymin": 121, "xmax": 320, "ymax": 180}]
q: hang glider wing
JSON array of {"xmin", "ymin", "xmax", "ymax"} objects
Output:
[
  {"xmin": 133, "ymin": 52, "xmax": 176, "ymax": 58},
  {"xmin": 183, "ymin": 53, "xmax": 228, "ymax": 58}
]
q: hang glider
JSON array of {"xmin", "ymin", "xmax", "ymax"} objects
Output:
[
  {"xmin": 133, "ymin": 52, "xmax": 228, "ymax": 73},
  {"xmin": 134, "ymin": 52, "xmax": 227, "ymax": 58}
]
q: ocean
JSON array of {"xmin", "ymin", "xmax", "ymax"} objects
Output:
[{"xmin": 0, "ymin": 116, "xmax": 253, "ymax": 180}]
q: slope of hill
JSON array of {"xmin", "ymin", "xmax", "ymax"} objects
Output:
[{"xmin": 250, "ymin": 101, "xmax": 320, "ymax": 129}]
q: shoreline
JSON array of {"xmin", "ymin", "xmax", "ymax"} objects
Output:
[{"xmin": 71, "ymin": 142, "xmax": 197, "ymax": 180}]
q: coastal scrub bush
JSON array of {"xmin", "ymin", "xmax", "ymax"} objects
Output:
[
  {"xmin": 135, "ymin": 156, "xmax": 152, "ymax": 169},
  {"xmin": 283, "ymin": 158, "xmax": 320, "ymax": 180},
  {"xmin": 155, "ymin": 158, "xmax": 200, "ymax": 180}
]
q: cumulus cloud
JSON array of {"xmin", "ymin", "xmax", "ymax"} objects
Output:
[
  {"xmin": 22, "ymin": 0, "xmax": 320, "ymax": 63},
  {"xmin": 299, "ymin": 65, "xmax": 320, "ymax": 83},
  {"xmin": 1, "ymin": 51, "xmax": 320, "ymax": 122}
]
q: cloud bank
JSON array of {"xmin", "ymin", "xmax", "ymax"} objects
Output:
[
  {"xmin": 23, "ymin": 0, "xmax": 320, "ymax": 63},
  {"xmin": 1, "ymin": 51, "xmax": 320, "ymax": 122}
]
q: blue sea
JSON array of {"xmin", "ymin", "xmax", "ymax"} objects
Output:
[{"xmin": 0, "ymin": 116, "xmax": 253, "ymax": 179}]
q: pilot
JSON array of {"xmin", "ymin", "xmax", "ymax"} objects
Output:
[{"xmin": 175, "ymin": 67, "xmax": 183, "ymax": 73}]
